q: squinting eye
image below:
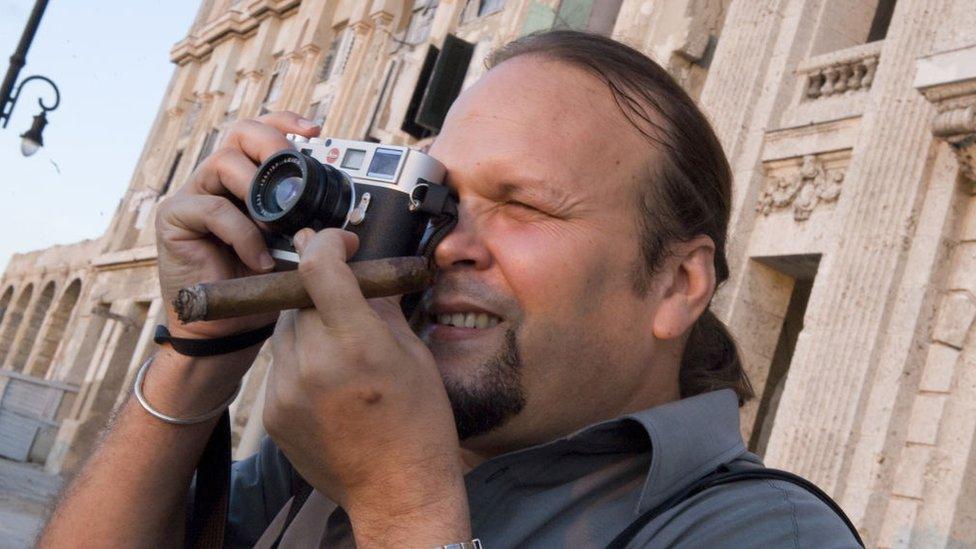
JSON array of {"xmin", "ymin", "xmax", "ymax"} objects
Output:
[{"xmin": 506, "ymin": 201, "xmax": 538, "ymax": 212}]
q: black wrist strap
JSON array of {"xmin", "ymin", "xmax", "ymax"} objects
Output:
[{"xmin": 154, "ymin": 322, "xmax": 277, "ymax": 357}]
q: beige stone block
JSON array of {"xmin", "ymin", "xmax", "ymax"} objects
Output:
[
  {"xmin": 891, "ymin": 445, "xmax": 931, "ymax": 499},
  {"xmin": 878, "ymin": 497, "xmax": 918, "ymax": 549},
  {"xmin": 959, "ymin": 197, "xmax": 976, "ymax": 242},
  {"xmin": 919, "ymin": 343, "xmax": 961, "ymax": 393},
  {"xmin": 931, "ymin": 292, "xmax": 976, "ymax": 349},
  {"xmin": 947, "ymin": 243, "xmax": 976, "ymax": 294},
  {"xmin": 906, "ymin": 394, "xmax": 947, "ymax": 446}
]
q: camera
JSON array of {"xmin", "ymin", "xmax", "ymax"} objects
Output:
[{"xmin": 247, "ymin": 135, "xmax": 456, "ymax": 267}]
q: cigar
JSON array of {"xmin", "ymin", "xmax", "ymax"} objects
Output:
[{"xmin": 174, "ymin": 256, "xmax": 432, "ymax": 323}]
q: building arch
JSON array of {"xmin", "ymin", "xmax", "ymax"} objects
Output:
[
  {"xmin": 26, "ymin": 278, "xmax": 83, "ymax": 378},
  {"xmin": 0, "ymin": 283, "xmax": 33, "ymax": 365},
  {"xmin": 8, "ymin": 281, "xmax": 56, "ymax": 372},
  {"xmin": 0, "ymin": 285, "xmax": 14, "ymax": 327}
]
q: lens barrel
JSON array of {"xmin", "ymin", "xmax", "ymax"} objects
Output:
[{"xmin": 247, "ymin": 150, "xmax": 353, "ymax": 236}]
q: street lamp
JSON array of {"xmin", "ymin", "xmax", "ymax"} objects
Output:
[{"xmin": 0, "ymin": 0, "xmax": 61, "ymax": 157}]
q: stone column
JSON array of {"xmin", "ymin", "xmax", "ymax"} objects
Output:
[
  {"xmin": 762, "ymin": 0, "xmax": 950, "ymax": 497},
  {"xmin": 874, "ymin": 42, "xmax": 976, "ymax": 549}
]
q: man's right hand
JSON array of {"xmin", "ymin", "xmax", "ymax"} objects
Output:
[
  {"xmin": 147, "ymin": 111, "xmax": 322, "ymax": 413},
  {"xmin": 154, "ymin": 111, "xmax": 321, "ymax": 340}
]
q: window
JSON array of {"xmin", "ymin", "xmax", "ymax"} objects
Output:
[
  {"xmin": 413, "ymin": 35, "xmax": 474, "ymax": 134},
  {"xmin": 159, "ymin": 150, "xmax": 183, "ymax": 197},
  {"xmin": 867, "ymin": 0, "xmax": 897, "ymax": 42},
  {"xmin": 317, "ymin": 28, "xmax": 355, "ymax": 83},
  {"xmin": 181, "ymin": 99, "xmax": 202, "ymax": 138},
  {"xmin": 551, "ymin": 0, "xmax": 622, "ymax": 35},
  {"xmin": 461, "ymin": 0, "xmax": 505, "ymax": 23},
  {"xmin": 194, "ymin": 129, "xmax": 220, "ymax": 169},
  {"xmin": 261, "ymin": 57, "xmax": 288, "ymax": 114},
  {"xmin": 405, "ymin": 0, "xmax": 439, "ymax": 44},
  {"xmin": 226, "ymin": 77, "xmax": 249, "ymax": 119},
  {"xmin": 477, "ymin": 0, "xmax": 505, "ymax": 17},
  {"xmin": 402, "ymin": 45, "xmax": 440, "ymax": 139},
  {"xmin": 306, "ymin": 96, "xmax": 333, "ymax": 127}
]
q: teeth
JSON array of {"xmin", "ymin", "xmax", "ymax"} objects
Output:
[
  {"xmin": 435, "ymin": 311, "xmax": 502, "ymax": 328},
  {"xmin": 475, "ymin": 313, "xmax": 489, "ymax": 329}
]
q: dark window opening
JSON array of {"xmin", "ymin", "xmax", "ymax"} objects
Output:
[
  {"xmin": 159, "ymin": 150, "xmax": 183, "ymax": 198},
  {"xmin": 415, "ymin": 34, "xmax": 474, "ymax": 133},
  {"xmin": 401, "ymin": 45, "xmax": 440, "ymax": 139},
  {"xmin": 867, "ymin": 0, "xmax": 897, "ymax": 42},
  {"xmin": 194, "ymin": 129, "xmax": 220, "ymax": 169}
]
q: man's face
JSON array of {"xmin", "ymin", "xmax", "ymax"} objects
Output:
[{"xmin": 421, "ymin": 56, "xmax": 671, "ymax": 452}]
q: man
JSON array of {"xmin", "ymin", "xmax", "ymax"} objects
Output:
[{"xmin": 40, "ymin": 31, "xmax": 860, "ymax": 547}]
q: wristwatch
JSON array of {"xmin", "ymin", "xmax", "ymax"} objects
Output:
[{"xmin": 437, "ymin": 540, "xmax": 482, "ymax": 549}]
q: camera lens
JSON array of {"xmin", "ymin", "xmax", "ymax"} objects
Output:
[
  {"xmin": 266, "ymin": 176, "xmax": 302, "ymax": 213},
  {"xmin": 247, "ymin": 150, "xmax": 353, "ymax": 235}
]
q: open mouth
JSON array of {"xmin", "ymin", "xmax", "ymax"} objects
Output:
[{"xmin": 431, "ymin": 311, "xmax": 503, "ymax": 329}]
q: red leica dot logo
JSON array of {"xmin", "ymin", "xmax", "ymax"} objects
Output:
[{"xmin": 326, "ymin": 148, "xmax": 340, "ymax": 163}]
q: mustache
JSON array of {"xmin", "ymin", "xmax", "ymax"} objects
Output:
[{"xmin": 421, "ymin": 273, "xmax": 521, "ymax": 320}]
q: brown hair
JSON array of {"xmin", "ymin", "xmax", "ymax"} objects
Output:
[{"xmin": 488, "ymin": 30, "xmax": 753, "ymax": 404}]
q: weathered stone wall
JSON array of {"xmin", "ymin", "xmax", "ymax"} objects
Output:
[{"xmin": 1, "ymin": 0, "xmax": 973, "ymax": 545}]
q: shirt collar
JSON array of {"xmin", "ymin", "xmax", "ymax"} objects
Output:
[{"xmin": 627, "ymin": 389, "xmax": 747, "ymax": 513}]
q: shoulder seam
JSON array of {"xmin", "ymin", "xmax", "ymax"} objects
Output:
[{"xmin": 765, "ymin": 478, "xmax": 800, "ymax": 549}]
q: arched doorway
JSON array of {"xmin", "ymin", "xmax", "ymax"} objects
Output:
[
  {"xmin": 0, "ymin": 284, "xmax": 33, "ymax": 365},
  {"xmin": 9, "ymin": 282, "xmax": 56, "ymax": 372},
  {"xmin": 0, "ymin": 286, "xmax": 14, "ymax": 327},
  {"xmin": 27, "ymin": 279, "xmax": 82, "ymax": 378}
]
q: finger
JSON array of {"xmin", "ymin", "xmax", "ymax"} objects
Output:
[
  {"xmin": 292, "ymin": 228, "xmax": 378, "ymax": 331},
  {"xmin": 186, "ymin": 147, "xmax": 259, "ymax": 202},
  {"xmin": 257, "ymin": 111, "xmax": 321, "ymax": 138},
  {"xmin": 367, "ymin": 295, "xmax": 413, "ymax": 335},
  {"xmin": 220, "ymin": 118, "xmax": 296, "ymax": 167},
  {"xmin": 160, "ymin": 195, "xmax": 274, "ymax": 272}
]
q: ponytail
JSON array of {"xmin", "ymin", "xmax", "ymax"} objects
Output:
[{"xmin": 680, "ymin": 309, "xmax": 754, "ymax": 405}]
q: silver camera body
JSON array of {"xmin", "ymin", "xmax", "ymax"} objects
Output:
[{"xmin": 248, "ymin": 135, "xmax": 449, "ymax": 266}]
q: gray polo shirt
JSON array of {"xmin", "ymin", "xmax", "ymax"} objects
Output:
[{"xmin": 225, "ymin": 390, "xmax": 860, "ymax": 547}]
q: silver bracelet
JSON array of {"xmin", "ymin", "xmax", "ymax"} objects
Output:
[{"xmin": 133, "ymin": 355, "xmax": 242, "ymax": 425}]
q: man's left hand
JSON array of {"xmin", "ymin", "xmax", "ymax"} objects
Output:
[{"xmin": 264, "ymin": 228, "xmax": 471, "ymax": 546}]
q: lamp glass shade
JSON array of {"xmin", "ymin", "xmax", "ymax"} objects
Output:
[
  {"xmin": 19, "ymin": 112, "xmax": 48, "ymax": 157},
  {"xmin": 21, "ymin": 137, "xmax": 41, "ymax": 157}
]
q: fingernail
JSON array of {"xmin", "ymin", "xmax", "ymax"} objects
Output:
[
  {"xmin": 293, "ymin": 230, "xmax": 309, "ymax": 251},
  {"xmin": 297, "ymin": 118, "xmax": 319, "ymax": 131},
  {"xmin": 259, "ymin": 251, "xmax": 275, "ymax": 271}
]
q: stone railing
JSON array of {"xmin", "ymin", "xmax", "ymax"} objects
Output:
[{"xmin": 798, "ymin": 41, "xmax": 882, "ymax": 100}]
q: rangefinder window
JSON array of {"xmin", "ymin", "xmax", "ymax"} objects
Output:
[
  {"xmin": 341, "ymin": 149, "xmax": 366, "ymax": 170},
  {"xmin": 367, "ymin": 148, "xmax": 402, "ymax": 179}
]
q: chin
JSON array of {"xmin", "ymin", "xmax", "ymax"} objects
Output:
[{"xmin": 421, "ymin": 321, "xmax": 509, "ymax": 378}]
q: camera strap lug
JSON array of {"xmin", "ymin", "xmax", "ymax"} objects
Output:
[{"xmin": 348, "ymin": 192, "xmax": 371, "ymax": 225}]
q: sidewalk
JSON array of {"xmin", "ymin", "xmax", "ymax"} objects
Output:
[{"xmin": 0, "ymin": 458, "xmax": 62, "ymax": 549}]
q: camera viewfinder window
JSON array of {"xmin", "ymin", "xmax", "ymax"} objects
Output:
[
  {"xmin": 367, "ymin": 148, "xmax": 403, "ymax": 179},
  {"xmin": 341, "ymin": 149, "xmax": 366, "ymax": 170}
]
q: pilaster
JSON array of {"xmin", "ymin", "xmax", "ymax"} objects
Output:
[{"xmin": 762, "ymin": 0, "xmax": 949, "ymax": 501}]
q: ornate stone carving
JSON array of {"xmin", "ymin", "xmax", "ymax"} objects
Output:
[
  {"xmin": 915, "ymin": 45, "xmax": 976, "ymax": 192},
  {"xmin": 931, "ymin": 105, "xmax": 976, "ymax": 185},
  {"xmin": 757, "ymin": 154, "xmax": 845, "ymax": 221}
]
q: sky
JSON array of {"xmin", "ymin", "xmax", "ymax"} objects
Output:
[{"xmin": 0, "ymin": 0, "xmax": 199, "ymax": 272}]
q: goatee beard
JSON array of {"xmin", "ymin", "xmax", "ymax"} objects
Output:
[{"xmin": 444, "ymin": 328, "xmax": 527, "ymax": 440}]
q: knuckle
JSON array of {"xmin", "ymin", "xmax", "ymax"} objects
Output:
[{"xmin": 202, "ymin": 195, "xmax": 233, "ymax": 217}]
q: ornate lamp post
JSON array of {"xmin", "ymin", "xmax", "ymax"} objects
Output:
[{"xmin": 0, "ymin": 0, "xmax": 61, "ymax": 157}]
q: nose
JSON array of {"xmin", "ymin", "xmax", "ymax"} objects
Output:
[{"xmin": 434, "ymin": 200, "xmax": 492, "ymax": 271}]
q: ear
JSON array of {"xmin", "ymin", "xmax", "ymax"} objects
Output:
[{"xmin": 651, "ymin": 235, "xmax": 717, "ymax": 341}]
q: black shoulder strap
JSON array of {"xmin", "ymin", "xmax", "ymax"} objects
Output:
[
  {"xmin": 606, "ymin": 466, "xmax": 864, "ymax": 549},
  {"xmin": 185, "ymin": 411, "xmax": 232, "ymax": 549}
]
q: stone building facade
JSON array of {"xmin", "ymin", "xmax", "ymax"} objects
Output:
[{"xmin": 0, "ymin": 0, "xmax": 974, "ymax": 546}]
